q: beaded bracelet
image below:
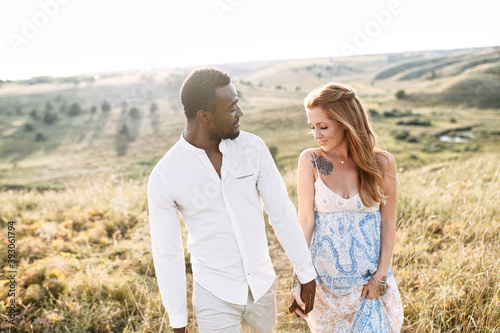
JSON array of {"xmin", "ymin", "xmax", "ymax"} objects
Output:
[{"xmin": 371, "ymin": 275, "xmax": 387, "ymax": 286}]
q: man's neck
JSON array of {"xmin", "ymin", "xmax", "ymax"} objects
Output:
[{"xmin": 184, "ymin": 125, "xmax": 221, "ymax": 154}]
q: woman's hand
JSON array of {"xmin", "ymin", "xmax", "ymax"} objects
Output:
[
  {"xmin": 289, "ymin": 275, "xmax": 316, "ymax": 319},
  {"xmin": 360, "ymin": 276, "xmax": 387, "ymax": 300}
]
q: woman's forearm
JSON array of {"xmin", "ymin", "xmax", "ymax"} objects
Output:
[
  {"xmin": 299, "ymin": 215, "xmax": 315, "ymax": 247},
  {"xmin": 376, "ymin": 217, "xmax": 396, "ymax": 277}
]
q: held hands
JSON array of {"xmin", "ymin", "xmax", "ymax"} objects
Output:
[
  {"xmin": 360, "ymin": 274, "xmax": 387, "ymax": 300},
  {"xmin": 288, "ymin": 276, "xmax": 316, "ymax": 319},
  {"xmin": 173, "ymin": 327, "xmax": 186, "ymax": 333}
]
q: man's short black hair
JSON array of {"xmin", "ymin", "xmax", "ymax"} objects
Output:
[{"xmin": 180, "ymin": 67, "xmax": 231, "ymax": 120}]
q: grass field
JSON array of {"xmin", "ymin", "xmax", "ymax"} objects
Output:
[{"xmin": 1, "ymin": 47, "xmax": 499, "ymax": 332}]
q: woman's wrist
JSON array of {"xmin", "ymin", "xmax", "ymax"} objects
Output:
[{"xmin": 374, "ymin": 269, "xmax": 388, "ymax": 280}]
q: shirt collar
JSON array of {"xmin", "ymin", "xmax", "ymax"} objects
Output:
[
  {"xmin": 179, "ymin": 132, "xmax": 229, "ymax": 156},
  {"xmin": 179, "ymin": 132, "xmax": 206, "ymax": 155}
]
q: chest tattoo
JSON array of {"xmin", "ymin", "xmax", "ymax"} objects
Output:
[{"xmin": 311, "ymin": 152, "xmax": 333, "ymax": 176}]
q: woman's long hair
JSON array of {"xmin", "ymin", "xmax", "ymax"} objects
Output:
[{"xmin": 304, "ymin": 82, "xmax": 386, "ymax": 207}]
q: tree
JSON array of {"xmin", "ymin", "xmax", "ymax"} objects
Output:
[
  {"xmin": 43, "ymin": 112, "xmax": 58, "ymax": 124},
  {"xmin": 68, "ymin": 102, "xmax": 82, "ymax": 116},
  {"xmin": 45, "ymin": 102, "xmax": 53, "ymax": 112},
  {"xmin": 395, "ymin": 90, "xmax": 407, "ymax": 100},
  {"xmin": 35, "ymin": 133, "xmax": 47, "ymax": 142},
  {"xmin": 269, "ymin": 146, "xmax": 278, "ymax": 163},
  {"xmin": 129, "ymin": 107, "xmax": 141, "ymax": 120},
  {"xmin": 150, "ymin": 102, "xmax": 158, "ymax": 113},
  {"xmin": 101, "ymin": 100, "xmax": 111, "ymax": 112}
]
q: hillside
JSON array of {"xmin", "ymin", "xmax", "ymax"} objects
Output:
[{"xmin": 0, "ymin": 46, "xmax": 499, "ymax": 187}]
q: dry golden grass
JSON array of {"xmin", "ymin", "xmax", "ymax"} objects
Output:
[{"xmin": 1, "ymin": 153, "xmax": 499, "ymax": 332}]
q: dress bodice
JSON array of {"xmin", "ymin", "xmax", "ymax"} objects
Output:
[
  {"xmin": 314, "ymin": 176, "xmax": 379, "ymax": 213},
  {"xmin": 310, "ymin": 175, "xmax": 390, "ymax": 297}
]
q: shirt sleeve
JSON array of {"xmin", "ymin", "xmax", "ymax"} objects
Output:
[
  {"xmin": 148, "ymin": 168, "xmax": 187, "ymax": 328},
  {"xmin": 255, "ymin": 138, "xmax": 317, "ymax": 284}
]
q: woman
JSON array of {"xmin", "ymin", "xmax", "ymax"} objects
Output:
[{"xmin": 292, "ymin": 83, "xmax": 404, "ymax": 332}]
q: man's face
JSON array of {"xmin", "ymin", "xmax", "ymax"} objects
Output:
[{"xmin": 210, "ymin": 82, "xmax": 243, "ymax": 140}]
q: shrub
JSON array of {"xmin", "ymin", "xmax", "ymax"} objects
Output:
[
  {"xmin": 422, "ymin": 143, "xmax": 443, "ymax": 153},
  {"xmin": 395, "ymin": 89, "xmax": 407, "ymax": 99},
  {"xmin": 397, "ymin": 118, "xmax": 432, "ymax": 126},
  {"xmin": 129, "ymin": 107, "xmax": 141, "ymax": 120},
  {"xmin": 368, "ymin": 109, "xmax": 380, "ymax": 118},
  {"xmin": 68, "ymin": 103, "xmax": 82, "ymax": 116},
  {"xmin": 23, "ymin": 284, "xmax": 45, "ymax": 305},
  {"xmin": 45, "ymin": 102, "xmax": 53, "ymax": 112},
  {"xmin": 269, "ymin": 146, "xmax": 278, "ymax": 163},
  {"xmin": 35, "ymin": 133, "xmax": 47, "ymax": 142},
  {"xmin": 391, "ymin": 129, "xmax": 410, "ymax": 140},
  {"xmin": 43, "ymin": 112, "xmax": 57, "ymax": 125},
  {"xmin": 383, "ymin": 109, "xmax": 413, "ymax": 118},
  {"xmin": 101, "ymin": 101, "xmax": 111, "ymax": 112}
]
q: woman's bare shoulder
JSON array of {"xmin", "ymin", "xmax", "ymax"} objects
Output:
[
  {"xmin": 376, "ymin": 150, "xmax": 396, "ymax": 173},
  {"xmin": 299, "ymin": 148, "xmax": 322, "ymax": 161}
]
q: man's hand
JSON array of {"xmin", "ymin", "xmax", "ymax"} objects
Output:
[
  {"xmin": 288, "ymin": 279, "xmax": 316, "ymax": 318},
  {"xmin": 173, "ymin": 327, "xmax": 186, "ymax": 333}
]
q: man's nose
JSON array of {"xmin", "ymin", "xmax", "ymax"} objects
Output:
[{"xmin": 236, "ymin": 105, "xmax": 243, "ymax": 117}]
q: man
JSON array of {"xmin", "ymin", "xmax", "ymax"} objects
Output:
[{"xmin": 148, "ymin": 67, "xmax": 316, "ymax": 332}]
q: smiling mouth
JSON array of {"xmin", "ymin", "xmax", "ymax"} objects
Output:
[{"xmin": 318, "ymin": 140, "xmax": 327, "ymax": 146}]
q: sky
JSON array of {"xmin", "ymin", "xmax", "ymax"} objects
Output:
[{"xmin": 1, "ymin": 0, "xmax": 499, "ymax": 80}]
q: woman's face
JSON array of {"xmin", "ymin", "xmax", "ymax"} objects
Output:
[{"xmin": 306, "ymin": 106, "xmax": 346, "ymax": 151}]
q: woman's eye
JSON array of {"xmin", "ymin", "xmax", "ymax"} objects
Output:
[{"xmin": 320, "ymin": 127, "xmax": 328, "ymax": 130}]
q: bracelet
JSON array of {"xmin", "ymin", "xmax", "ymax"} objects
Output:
[
  {"xmin": 371, "ymin": 275, "xmax": 388, "ymax": 296},
  {"xmin": 371, "ymin": 275, "xmax": 387, "ymax": 286}
]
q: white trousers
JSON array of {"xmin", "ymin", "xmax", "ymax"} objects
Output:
[{"xmin": 193, "ymin": 278, "xmax": 278, "ymax": 333}]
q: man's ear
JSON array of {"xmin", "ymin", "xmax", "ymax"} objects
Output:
[{"xmin": 197, "ymin": 109, "xmax": 212, "ymax": 123}]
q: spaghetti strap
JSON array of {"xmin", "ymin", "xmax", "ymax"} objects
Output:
[{"xmin": 312, "ymin": 150, "xmax": 323, "ymax": 184}]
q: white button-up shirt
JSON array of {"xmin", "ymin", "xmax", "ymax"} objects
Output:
[{"xmin": 148, "ymin": 131, "xmax": 317, "ymax": 328}]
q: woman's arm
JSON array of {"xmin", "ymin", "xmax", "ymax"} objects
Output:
[
  {"xmin": 375, "ymin": 151, "xmax": 397, "ymax": 279},
  {"xmin": 297, "ymin": 149, "xmax": 317, "ymax": 247},
  {"xmin": 361, "ymin": 151, "xmax": 397, "ymax": 300}
]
